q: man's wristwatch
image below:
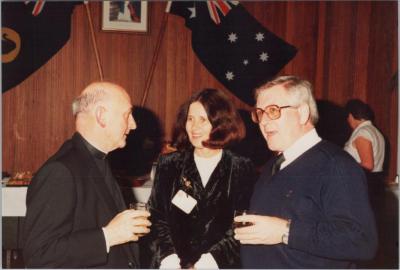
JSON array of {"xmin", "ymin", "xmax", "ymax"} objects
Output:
[{"xmin": 282, "ymin": 219, "xmax": 291, "ymax": 245}]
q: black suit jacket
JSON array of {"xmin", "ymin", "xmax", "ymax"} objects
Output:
[{"xmin": 23, "ymin": 133, "xmax": 139, "ymax": 268}]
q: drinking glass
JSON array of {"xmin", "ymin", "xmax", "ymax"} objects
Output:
[
  {"xmin": 129, "ymin": 202, "xmax": 148, "ymax": 210},
  {"xmin": 129, "ymin": 202, "xmax": 149, "ymax": 237}
]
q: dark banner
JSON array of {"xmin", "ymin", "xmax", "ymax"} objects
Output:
[
  {"xmin": 2, "ymin": 1, "xmax": 78, "ymax": 92},
  {"xmin": 168, "ymin": 1, "xmax": 297, "ymax": 105}
]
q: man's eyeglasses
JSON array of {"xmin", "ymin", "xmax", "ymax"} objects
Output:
[{"xmin": 251, "ymin": 105, "xmax": 296, "ymax": 123}]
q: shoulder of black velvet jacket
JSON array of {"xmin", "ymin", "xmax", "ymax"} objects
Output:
[
  {"xmin": 154, "ymin": 150, "xmax": 188, "ymax": 182},
  {"xmin": 224, "ymin": 149, "xmax": 254, "ymax": 165},
  {"xmin": 157, "ymin": 150, "xmax": 187, "ymax": 167},
  {"xmin": 224, "ymin": 150, "xmax": 256, "ymax": 178},
  {"xmin": 225, "ymin": 150, "xmax": 257, "ymax": 187}
]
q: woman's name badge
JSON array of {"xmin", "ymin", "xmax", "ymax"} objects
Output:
[{"xmin": 171, "ymin": 190, "xmax": 197, "ymax": 214}]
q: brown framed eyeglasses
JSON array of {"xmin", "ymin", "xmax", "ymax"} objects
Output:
[{"xmin": 251, "ymin": 105, "xmax": 296, "ymax": 123}]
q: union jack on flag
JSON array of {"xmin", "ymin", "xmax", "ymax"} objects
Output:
[
  {"xmin": 25, "ymin": 0, "xmax": 45, "ymax": 16},
  {"xmin": 206, "ymin": 1, "xmax": 238, "ymax": 24}
]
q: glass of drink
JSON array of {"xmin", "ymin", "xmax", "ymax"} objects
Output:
[
  {"xmin": 129, "ymin": 202, "xmax": 148, "ymax": 210},
  {"xmin": 129, "ymin": 202, "xmax": 149, "ymax": 237},
  {"xmin": 233, "ymin": 209, "xmax": 254, "ymax": 229}
]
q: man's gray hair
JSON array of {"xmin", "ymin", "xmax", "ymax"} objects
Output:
[
  {"xmin": 255, "ymin": 75, "xmax": 319, "ymax": 124},
  {"xmin": 72, "ymin": 89, "xmax": 106, "ymax": 116}
]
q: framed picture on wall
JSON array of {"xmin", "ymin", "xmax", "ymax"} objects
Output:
[{"xmin": 102, "ymin": 1, "xmax": 148, "ymax": 33}]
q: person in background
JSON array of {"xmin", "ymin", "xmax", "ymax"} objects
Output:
[
  {"xmin": 148, "ymin": 88, "xmax": 257, "ymax": 269},
  {"xmin": 344, "ymin": 99, "xmax": 385, "ymax": 192},
  {"xmin": 234, "ymin": 76, "xmax": 377, "ymax": 268},
  {"xmin": 23, "ymin": 82, "xmax": 151, "ymax": 268}
]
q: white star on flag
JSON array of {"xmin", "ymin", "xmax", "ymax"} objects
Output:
[
  {"xmin": 259, "ymin": 52, "xmax": 269, "ymax": 62},
  {"xmin": 228, "ymin": 32, "xmax": 238, "ymax": 43},
  {"xmin": 255, "ymin": 32, "xmax": 265, "ymax": 42},
  {"xmin": 188, "ymin": 7, "xmax": 196, "ymax": 18},
  {"xmin": 225, "ymin": 71, "xmax": 234, "ymax": 80},
  {"xmin": 166, "ymin": 1, "xmax": 298, "ymax": 105}
]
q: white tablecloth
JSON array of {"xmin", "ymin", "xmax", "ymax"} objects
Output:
[
  {"xmin": 2, "ymin": 187, "xmax": 28, "ymax": 217},
  {"xmin": 2, "ymin": 183, "xmax": 153, "ymax": 217}
]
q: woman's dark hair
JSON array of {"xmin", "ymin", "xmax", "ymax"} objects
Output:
[
  {"xmin": 345, "ymin": 99, "xmax": 374, "ymax": 121},
  {"xmin": 172, "ymin": 88, "xmax": 245, "ymax": 151}
]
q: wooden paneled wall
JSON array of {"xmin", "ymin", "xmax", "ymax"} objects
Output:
[{"xmin": 2, "ymin": 2, "xmax": 398, "ymax": 182}]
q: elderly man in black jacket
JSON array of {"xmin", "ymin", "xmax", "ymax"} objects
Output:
[{"xmin": 23, "ymin": 82, "xmax": 151, "ymax": 268}]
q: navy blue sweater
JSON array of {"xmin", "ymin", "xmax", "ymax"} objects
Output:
[{"xmin": 241, "ymin": 141, "xmax": 378, "ymax": 268}]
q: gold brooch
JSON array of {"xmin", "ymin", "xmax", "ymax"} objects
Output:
[{"xmin": 182, "ymin": 177, "xmax": 192, "ymax": 190}]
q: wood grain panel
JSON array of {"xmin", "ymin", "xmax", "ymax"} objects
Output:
[
  {"xmin": 2, "ymin": 2, "xmax": 398, "ymax": 183},
  {"xmin": 352, "ymin": 2, "xmax": 371, "ymax": 101},
  {"xmin": 285, "ymin": 2, "xmax": 319, "ymax": 81},
  {"xmin": 325, "ymin": 2, "xmax": 358, "ymax": 101},
  {"xmin": 314, "ymin": 1, "xmax": 327, "ymax": 98}
]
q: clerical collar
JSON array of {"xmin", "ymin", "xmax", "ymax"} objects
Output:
[{"xmin": 78, "ymin": 133, "xmax": 107, "ymax": 160}]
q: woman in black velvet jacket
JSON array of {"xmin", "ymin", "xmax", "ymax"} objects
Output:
[{"xmin": 148, "ymin": 89, "xmax": 257, "ymax": 269}]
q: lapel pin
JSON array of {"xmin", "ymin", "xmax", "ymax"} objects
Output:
[{"xmin": 182, "ymin": 176, "xmax": 192, "ymax": 190}]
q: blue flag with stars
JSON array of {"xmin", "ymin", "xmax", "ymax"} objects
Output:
[{"xmin": 167, "ymin": 1, "xmax": 297, "ymax": 105}]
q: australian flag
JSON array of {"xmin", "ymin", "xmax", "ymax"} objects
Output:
[
  {"xmin": 167, "ymin": 1, "xmax": 297, "ymax": 105},
  {"xmin": 2, "ymin": 1, "xmax": 78, "ymax": 92}
]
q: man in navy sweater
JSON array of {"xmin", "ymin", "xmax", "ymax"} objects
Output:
[{"xmin": 234, "ymin": 76, "xmax": 377, "ymax": 268}]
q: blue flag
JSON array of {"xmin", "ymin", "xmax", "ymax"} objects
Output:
[{"xmin": 167, "ymin": 1, "xmax": 297, "ymax": 105}]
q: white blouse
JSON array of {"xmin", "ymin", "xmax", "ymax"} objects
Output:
[
  {"xmin": 194, "ymin": 150, "xmax": 223, "ymax": 187},
  {"xmin": 344, "ymin": 120, "xmax": 385, "ymax": 172}
]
